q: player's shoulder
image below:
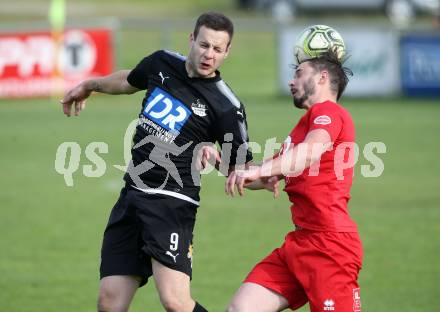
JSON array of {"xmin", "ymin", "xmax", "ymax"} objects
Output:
[
  {"xmin": 308, "ymin": 101, "xmax": 354, "ymax": 126},
  {"xmin": 161, "ymin": 50, "xmax": 187, "ymax": 61},
  {"xmin": 212, "ymin": 79, "xmax": 243, "ymax": 112},
  {"xmin": 143, "ymin": 50, "xmax": 186, "ymax": 64}
]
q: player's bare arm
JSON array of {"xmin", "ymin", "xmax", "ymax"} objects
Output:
[
  {"xmin": 196, "ymin": 145, "xmax": 281, "ymax": 197},
  {"xmin": 197, "ymin": 145, "xmax": 254, "ymax": 175},
  {"xmin": 227, "ymin": 172, "xmax": 280, "ymax": 198},
  {"xmin": 60, "ymin": 70, "xmax": 140, "ymax": 117},
  {"xmin": 226, "ymin": 128, "xmax": 332, "ymax": 196}
]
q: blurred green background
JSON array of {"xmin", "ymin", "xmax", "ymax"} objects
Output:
[{"xmin": 1, "ymin": 0, "xmax": 439, "ymax": 311}]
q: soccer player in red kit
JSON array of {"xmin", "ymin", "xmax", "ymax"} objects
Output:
[{"xmin": 225, "ymin": 50, "xmax": 362, "ymax": 312}]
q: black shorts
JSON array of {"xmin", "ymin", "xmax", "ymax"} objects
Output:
[{"xmin": 100, "ymin": 186, "xmax": 198, "ymax": 287}]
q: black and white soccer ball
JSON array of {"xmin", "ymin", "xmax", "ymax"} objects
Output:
[{"xmin": 294, "ymin": 25, "xmax": 346, "ymax": 64}]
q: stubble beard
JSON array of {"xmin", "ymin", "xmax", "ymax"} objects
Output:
[
  {"xmin": 187, "ymin": 59, "xmax": 215, "ymax": 78},
  {"xmin": 293, "ymin": 78, "xmax": 315, "ymax": 109}
]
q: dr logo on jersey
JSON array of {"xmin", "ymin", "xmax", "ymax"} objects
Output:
[{"xmin": 142, "ymin": 87, "xmax": 191, "ymax": 133}]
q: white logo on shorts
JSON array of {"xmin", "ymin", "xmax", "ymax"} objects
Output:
[
  {"xmin": 353, "ymin": 288, "xmax": 361, "ymax": 312},
  {"xmin": 165, "ymin": 251, "xmax": 179, "ymax": 263},
  {"xmin": 323, "ymin": 299, "xmax": 335, "ymax": 311}
]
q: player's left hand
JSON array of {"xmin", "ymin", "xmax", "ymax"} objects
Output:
[{"xmin": 261, "ymin": 176, "xmax": 280, "ymax": 198}]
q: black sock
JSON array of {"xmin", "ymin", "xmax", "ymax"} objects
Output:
[{"xmin": 193, "ymin": 302, "xmax": 208, "ymax": 312}]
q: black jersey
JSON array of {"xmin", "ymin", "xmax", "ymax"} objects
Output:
[{"xmin": 124, "ymin": 50, "xmax": 253, "ymax": 203}]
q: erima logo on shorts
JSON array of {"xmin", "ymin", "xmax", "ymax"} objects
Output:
[
  {"xmin": 353, "ymin": 288, "xmax": 361, "ymax": 312},
  {"xmin": 313, "ymin": 115, "xmax": 332, "ymax": 125},
  {"xmin": 143, "ymin": 87, "xmax": 191, "ymax": 132},
  {"xmin": 323, "ymin": 299, "xmax": 335, "ymax": 311}
]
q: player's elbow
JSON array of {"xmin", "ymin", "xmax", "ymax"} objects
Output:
[{"xmin": 122, "ymin": 82, "xmax": 140, "ymax": 95}]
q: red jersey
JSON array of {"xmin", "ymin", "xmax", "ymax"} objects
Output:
[{"xmin": 282, "ymin": 101, "xmax": 357, "ymax": 232}]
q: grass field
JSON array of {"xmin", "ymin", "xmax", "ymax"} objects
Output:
[{"xmin": 1, "ymin": 11, "xmax": 440, "ymax": 312}]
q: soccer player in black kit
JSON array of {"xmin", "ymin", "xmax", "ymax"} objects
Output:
[{"xmin": 61, "ymin": 12, "xmax": 253, "ymax": 312}]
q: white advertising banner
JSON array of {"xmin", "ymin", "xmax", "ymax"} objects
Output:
[{"xmin": 278, "ymin": 26, "xmax": 400, "ymax": 96}]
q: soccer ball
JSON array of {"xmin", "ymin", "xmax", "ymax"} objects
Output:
[{"xmin": 294, "ymin": 25, "xmax": 346, "ymax": 64}]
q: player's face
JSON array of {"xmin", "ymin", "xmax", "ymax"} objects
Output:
[
  {"xmin": 187, "ymin": 26, "xmax": 230, "ymax": 78},
  {"xmin": 288, "ymin": 62, "xmax": 318, "ymax": 109}
]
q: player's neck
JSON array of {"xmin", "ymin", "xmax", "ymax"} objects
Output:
[{"xmin": 306, "ymin": 91, "xmax": 336, "ymax": 109}]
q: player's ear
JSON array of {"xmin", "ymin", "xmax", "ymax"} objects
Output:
[
  {"xmin": 189, "ymin": 32, "xmax": 195, "ymax": 45},
  {"xmin": 319, "ymin": 70, "xmax": 329, "ymax": 85},
  {"xmin": 225, "ymin": 43, "xmax": 231, "ymax": 58}
]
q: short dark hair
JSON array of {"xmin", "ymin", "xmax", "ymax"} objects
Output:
[
  {"xmin": 193, "ymin": 12, "xmax": 234, "ymax": 45},
  {"xmin": 307, "ymin": 49, "xmax": 352, "ymax": 100}
]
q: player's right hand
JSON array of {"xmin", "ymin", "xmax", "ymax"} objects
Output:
[
  {"xmin": 60, "ymin": 82, "xmax": 93, "ymax": 117},
  {"xmin": 195, "ymin": 145, "xmax": 222, "ymax": 171},
  {"xmin": 225, "ymin": 166, "xmax": 261, "ymax": 197}
]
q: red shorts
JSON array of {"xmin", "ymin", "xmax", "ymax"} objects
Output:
[{"xmin": 244, "ymin": 230, "xmax": 363, "ymax": 311}]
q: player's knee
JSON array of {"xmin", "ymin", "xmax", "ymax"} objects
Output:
[
  {"xmin": 226, "ymin": 302, "xmax": 240, "ymax": 312},
  {"xmin": 227, "ymin": 300, "xmax": 247, "ymax": 312},
  {"xmin": 160, "ymin": 295, "xmax": 192, "ymax": 312},
  {"xmin": 161, "ymin": 299, "xmax": 184, "ymax": 312},
  {"xmin": 97, "ymin": 289, "xmax": 127, "ymax": 312}
]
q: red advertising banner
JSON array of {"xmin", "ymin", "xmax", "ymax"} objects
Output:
[{"xmin": 0, "ymin": 28, "xmax": 113, "ymax": 98}]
